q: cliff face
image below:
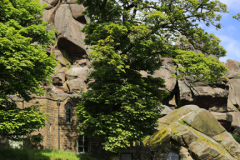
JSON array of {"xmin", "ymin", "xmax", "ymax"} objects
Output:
[
  {"xmin": 157, "ymin": 58, "xmax": 240, "ymax": 134},
  {"xmin": 40, "ymin": 0, "xmax": 92, "ymax": 94},
  {"xmin": 40, "ymin": 0, "xmax": 240, "ymax": 131}
]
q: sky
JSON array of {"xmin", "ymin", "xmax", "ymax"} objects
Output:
[{"xmin": 200, "ymin": 0, "xmax": 240, "ymax": 63}]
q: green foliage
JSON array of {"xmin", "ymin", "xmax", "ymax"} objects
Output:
[
  {"xmin": 179, "ymin": 120, "xmax": 188, "ymax": 126},
  {"xmin": 173, "ymin": 50, "xmax": 228, "ymax": 83},
  {"xmin": 173, "ymin": 131, "xmax": 178, "ymax": 135},
  {"xmin": 233, "ymin": 13, "xmax": 240, "ymax": 21},
  {"xmin": 0, "ymin": 103, "xmax": 49, "ymax": 140},
  {"xmin": 76, "ymin": 0, "xmax": 229, "ymax": 153},
  {"xmin": 61, "ymin": 49, "xmax": 72, "ymax": 70},
  {"xmin": 231, "ymin": 133, "xmax": 240, "ymax": 144},
  {"xmin": 141, "ymin": 135, "xmax": 151, "ymax": 141},
  {"xmin": 0, "ymin": 0, "xmax": 57, "ymax": 139},
  {"xmin": 24, "ymin": 133, "xmax": 44, "ymax": 145}
]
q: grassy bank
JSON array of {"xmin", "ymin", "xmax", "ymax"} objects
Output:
[{"xmin": 0, "ymin": 148, "xmax": 97, "ymax": 160}]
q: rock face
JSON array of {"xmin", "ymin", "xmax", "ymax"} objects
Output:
[
  {"xmin": 41, "ymin": 0, "xmax": 91, "ymax": 94},
  {"xmin": 144, "ymin": 105, "xmax": 240, "ymax": 160},
  {"xmin": 160, "ymin": 105, "xmax": 173, "ymax": 116},
  {"xmin": 210, "ymin": 112, "xmax": 233, "ymax": 131},
  {"xmin": 226, "ymin": 59, "xmax": 240, "ymax": 113},
  {"xmin": 40, "ymin": 0, "xmax": 240, "ymax": 142},
  {"xmin": 41, "ymin": 0, "xmax": 240, "ymax": 119},
  {"xmin": 162, "ymin": 67, "xmax": 229, "ymax": 112}
]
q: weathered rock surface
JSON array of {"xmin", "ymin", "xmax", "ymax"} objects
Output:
[
  {"xmin": 69, "ymin": 4, "xmax": 85, "ymax": 22},
  {"xmin": 179, "ymin": 146, "xmax": 193, "ymax": 160},
  {"xmin": 55, "ymin": 53, "xmax": 67, "ymax": 66},
  {"xmin": 42, "ymin": 1, "xmax": 60, "ymax": 24},
  {"xmin": 213, "ymin": 131, "xmax": 240, "ymax": 158},
  {"xmin": 158, "ymin": 105, "xmax": 199, "ymax": 124},
  {"xmin": 67, "ymin": 0, "xmax": 77, "ymax": 4},
  {"xmin": 210, "ymin": 112, "xmax": 233, "ymax": 130},
  {"xmin": 54, "ymin": 4, "xmax": 86, "ymax": 56},
  {"xmin": 182, "ymin": 109, "xmax": 225, "ymax": 137},
  {"xmin": 178, "ymin": 80, "xmax": 194, "ymax": 103},
  {"xmin": 160, "ymin": 105, "xmax": 173, "ymax": 116},
  {"xmin": 67, "ymin": 78, "xmax": 87, "ymax": 93},
  {"xmin": 40, "ymin": 0, "xmax": 59, "ymax": 10},
  {"xmin": 228, "ymin": 112, "xmax": 240, "ymax": 135},
  {"xmin": 65, "ymin": 66, "xmax": 89, "ymax": 81},
  {"xmin": 153, "ymin": 58, "xmax": 176, "ymax": 93},
  {"xmin": 140, "ymin": 57, "xmax": 177, "ymax": 94},
  {"xmin": 51, "ymin": 85, "xmax": 66, "ymax": 94},
  {"xmin": 228, "ymin": 79, "xmax": 240, "ymax": 111},
  {"xmin": 52, "ymin": 67, "xmax": 66, "ymax": 85},
  {"xmin": 226, "ymin": 59, "xmax": 240, "ymax": 79},
  {"xmin": 177, "ymin": 80, "xmax": 229, "ymax": 112},
  {"xmin": 144, "ymin": 105, "xmax": 240, "ymax": 160}
]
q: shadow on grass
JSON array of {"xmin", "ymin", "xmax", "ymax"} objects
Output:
[
  {"xmin": 0, "ymin": 147, "xmax": 97, "ymax": 160},
  {"xmin": 76, "ymin": 154, "xmax": 98, "ymax": 160},
  {"xmin": 0, "ymin": 148, "xmax": 50, "ymax": 160}
]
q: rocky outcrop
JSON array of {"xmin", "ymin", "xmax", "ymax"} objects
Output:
[
  {"xmin": 140, "ymin": 57, "xmax": 230, "ymax": 114},
  {"xmin": 228, "ymin": 79, "xmax": 240, "ymax": 111},
  {"xmin": 40, "ymin": 0, "xmax": 91, "ymax": 94},
  {"xmin": 144, "ymin": 105, "xmax": 240, "ymax": 160},
  {"xmin": 160, "ymin": 105, "xmax": 173, "ymax": 116},
  {"xmin": 226, "ymin": 59, "xmax": 240, "ymax": 79},
  {"xmin": 40, "ymin": 0, "xmax": 59, "ymax": 10},
  {"xmin": 40, "ymin": 0, "xmax": 240, "ymax": 116},
  {"xmin": 40, "ymin": 0, "xmax": 240, "ymax": 136},
  {"xmin": 226, "ymin": 59, "xmax": 240, "ymax": 112}
]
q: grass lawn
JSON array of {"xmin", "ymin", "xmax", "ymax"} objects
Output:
[{"xmin": 0, "ymin": 147, "xmax": 97, "ymax": 160}]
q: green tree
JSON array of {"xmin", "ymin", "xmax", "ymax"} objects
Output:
[
  {"xmin": 233, "ymin": 13, "xmax": 240, "ymax": 21},
  {"xmin": 0, "ymin": 0, "xmax": 57, "ymax": 141},
  {"xmin": 76, "ymin": 0, "xmax": 229, "ymax": 152}
]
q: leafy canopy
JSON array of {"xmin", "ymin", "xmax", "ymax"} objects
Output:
[
  {"xmin": 76, "ymin": 0, "xmax": 228, "ymax": 153},
  {"xmin": 0, "ymin": 0, "xmax": 57, "ymax": 140},
  {"xmin": 233, "ymin": 13, "xmax": 240, "ymax": 21}
]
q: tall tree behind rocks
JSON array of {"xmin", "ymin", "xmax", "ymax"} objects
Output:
[
  {"xmin": 76, "ymin": 0, "xmax": 229, "ymax": 153},
  {"xmin": 0, "ymin": 0, "xmax": 57, "ymax": 141}
]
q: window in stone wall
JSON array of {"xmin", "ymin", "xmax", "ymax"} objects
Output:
[
  {"xmin": 65, "ymin": 103, "xmax": 72, "ymax": 124},
  {"xmin": 167, "ymin": 151, "xmax": 179, "ymax": 160},
  {"xmin": 77, "ymin": 135, "xmax": 89, "ymax": 153},
  {"xmin": 0, "ymin": 136, "xmax": 6, "ymax": 143}
]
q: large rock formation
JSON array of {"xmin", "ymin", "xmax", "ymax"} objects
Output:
[
  {"xmin": 41, "ymin": 0, "xmax": 240, "ymax": 116},
  {"xmin": 158, "ymin": 58, "xmax": 230, "ymax": 113},
  {"xmin": 40, "ymin": 0, "xmax": 240, "ymax": 147},
  {"xmin": 40, "ymin": 0, "xmax": 92, "ymax": 94},
  {"xmin": 144, "ymin": 105, "xmax": 240, "ymax": 160},
  {"xmin": 226, "ymin": 59, "xmax": 240, "ymax": 112}
]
